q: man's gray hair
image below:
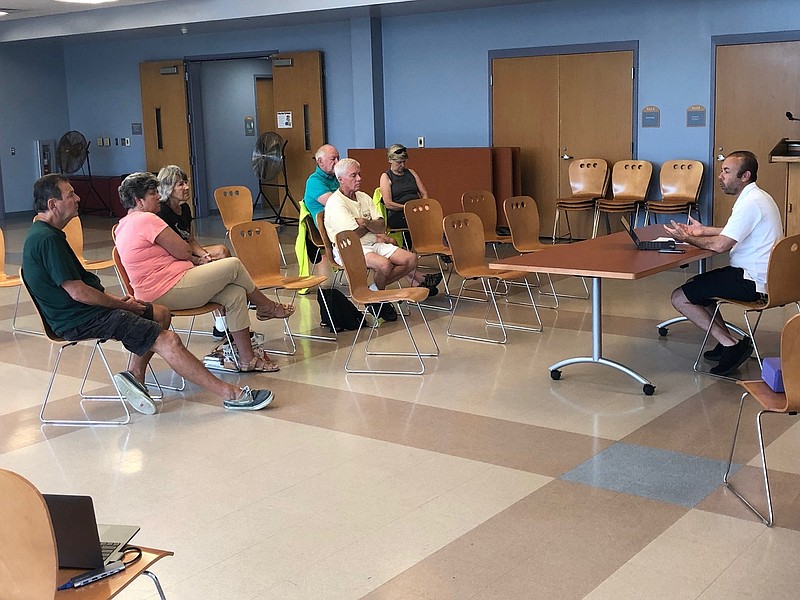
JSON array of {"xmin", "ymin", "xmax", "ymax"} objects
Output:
[
  {"xmin": 157, "ymin": 165, "xmax": 188, "ymax": 202},
  {"xmin": 334, "ymin": 158, "xmax": 360, "ymax": 179}
]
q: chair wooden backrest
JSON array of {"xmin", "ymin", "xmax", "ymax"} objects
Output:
[
  {"xmin": 0, "ymin": 227, "xmax": 20, "ymax": 286},
  {"xmin": 569, "ymin": 158, "xmax": 610, "ymax": 199},
  {"xmin": 660, "ymin": 159, "xmax": 704, "ymax": 202},
  {"xmin": 611, "ymin": 160, "xmax": 653, "ymax": 201},
  {"xmin": 781, "ymin": 313, "xmax": 800, "ymax": 413},
  {"xmin": 443, "ymin": 212, "xmax": 488, "ymax": 274},
  {"xmin": 112, "ymin": 247, "xmax": 135, "ymax": 296},
  {"xmin": 214, "ymin": 186, "xmax": 253, "ymax": 232},
  {"xmin": 62, "ymin": 215, "xmax": 89, "ymax": 261},
  {"xmin": 461, "ymin": 190, "xmax": 498, "ymax": 237},
  {"xmin": 316, "ymin": 210, "xmax": 342, "ymax": 269},
  {"xmin": 0, "ymin": 469, "xmax": 58, "ymax": 599},
  {"xmin": 763, "ymin": 234, "xmax": 800, "ymax": 309},
  {"xmin": 503, "ymin": 196, "xmax": 543, "ymax": 252},
  {"xmin": 335, "ymin": 230, "xmax": 371, "ymax": 303},
  {"xmin": 404, "ymin": 198, "xmax": 445, "ymax": 251},
  {"xmin": 229, "ymin": 221, "xmax": 282, "ymax": 280},
  {"xmin": 21, "ymin": 268, "xmax": 67, "ymax": 344}
]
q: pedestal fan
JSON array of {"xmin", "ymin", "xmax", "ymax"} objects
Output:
[
  {"xmin": 56, "ymin": 130, "xmax": 111, "ymax": 215},
  {"xmin": 252, "ymin": 131, "xmax": 299, "ymax": 225}
]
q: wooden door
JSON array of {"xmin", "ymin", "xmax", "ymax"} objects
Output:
[
  {"xmin": 272, "ymin": 51, "xmax": 326, "ymax": 218},
  {"xmin": 139, "ymin": 60, "xmax": 192, "ymax": 207},
  {"xmin": 714, "ymin": 42, "xmax": 800, "ymax": 232},
  {"xmin": 492, "ymin": 50, "xmax": 634, "ymax": 238}
]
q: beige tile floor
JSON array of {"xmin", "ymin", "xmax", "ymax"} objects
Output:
[{"xmin": 1, "ymin": 212, "xmax": 799, "ymax": 599}]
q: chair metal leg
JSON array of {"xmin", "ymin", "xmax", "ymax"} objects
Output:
[
  {"xmin": 143, "ymin": 570, "xmax": 168, "ymax": 600},
  {"xmin": 40, "ymin": 341, "xmax": 131, "ymax": 427},
  {"xmin": 344, "ymin": 301, "xmax": 438, "ymax": 375},
  {"xmin": 723, "ymin": 392, "xmax": 774, "ymax": 526},
  {"xmin": 12, "ymin": 284, "xmax": 44, "ymax": 336}
]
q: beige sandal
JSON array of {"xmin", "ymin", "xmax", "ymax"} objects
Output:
[
  {"xmin": 256, "ymin": 302, "xmax": 295, "ymax": 321},
  {"xmin": 239, "ymin": 354, "xmax": 280, "ymax": 373}
]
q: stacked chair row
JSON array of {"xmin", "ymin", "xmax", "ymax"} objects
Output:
[{"xmin": 553, "ymin": 158, "xmax": 704, "ymax": 242}]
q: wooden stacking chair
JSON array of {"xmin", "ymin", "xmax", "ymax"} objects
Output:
[
  {"xmin": 644, "ymin": 159, "xmax": 704, "ymax": 224},
  {"xmin": 215, "ymin": 185, "xmax": 286, "ymax": 266},
  {"xmin": 723, "ymin": 313, "xmax": 800, "ymax": 526},
  {"xmin": 404, "ymin": 198, "xmax": 453, "ymax": 310},
  {"xmin": 593, "ymin": 160, "xmax": 652, "ymax": 237},
  {"xmin": 461, "ymin": 189, "xmax": 512, "ymax": 254},
  {"xmin": 0, "ymin": 226, "xmax": 40, "ymax": 335},
  {"xmin": 335, "ymin": 230, "xmax": 439, "ymax": 374},
  {"xmin": 694, "ymin": 234, "xmax": 800, "ymax": 377},
  {"xmin": 444, "ymin": 212, "xmax": 542, "ymax": 344},
  {"xmin": 503, "ymin": 196, "xmax": 589, "ymax": 305},
  {"xmin": 63, "ymin": 215, "xmax": 116, "ymax": 272},
  {"xmin": 21, "ymin": 269, "xmax": 131, "ymax": 426},
  {"xmin": 553, "ymin": 158, "xmax": 609, "ymax": 243},
  {"xmin": 230, "ymin": 220, "xmax": 334, "ymax": 347}
]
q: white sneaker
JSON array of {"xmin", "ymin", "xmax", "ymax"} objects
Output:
[{"xmin": 113, "ymin": 371, "xmax": 157, "ymax": 415}]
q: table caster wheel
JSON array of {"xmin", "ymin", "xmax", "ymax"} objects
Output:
[
  {"xmin": 643, "ymin": 384, "xmax": 655, "ymax": 396},
  {"xmin": 550, "ymin": 369, "xmax": 561, "ymax": 381},
  {"xmin": 658, "ymin": 327, "xmax": 669, "ymax": 337}
]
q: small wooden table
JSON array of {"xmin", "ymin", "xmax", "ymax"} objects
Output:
[
  {"xmin": 56, "ymin": 547, "xmax": 172, "ymax": 599},
  {"xmin": 490, "ymin": 225, "xmax": 713, "ymax": 394}
]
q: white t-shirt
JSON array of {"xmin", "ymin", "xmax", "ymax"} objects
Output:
[
  {"xmin": 720, "ymin": 182, "xmax": 783, "ymax": 293},
  {"xmin": 324, "ymin": 188, "xmax": 382, "ymax": 246}
]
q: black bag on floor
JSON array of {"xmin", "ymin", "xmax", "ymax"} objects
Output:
[{"xmin": 318, "ymin": 288, "xmax": 362, "ymax": 332}]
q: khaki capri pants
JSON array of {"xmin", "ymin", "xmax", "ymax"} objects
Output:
[{"xmin": 154, "ymin": 257, "xmax": 256, "ymax": 332}]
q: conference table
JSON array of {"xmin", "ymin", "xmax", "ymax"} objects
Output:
[{"xmin": 490, "ymin": 225, "xmax": 713, "ymax": 395}]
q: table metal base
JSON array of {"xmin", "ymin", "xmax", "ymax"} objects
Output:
[{"xmin": 548, "ymin": 277, "xmax": 656, "ymax": 395}]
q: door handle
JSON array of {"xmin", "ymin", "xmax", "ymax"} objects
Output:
[
  {"xmin": 561, "ymin": 153, "xmax": 574, "ymax": 160},
  {"xmin": 717, "ymin": 154, "xmax": 725, "ymax": 162}
]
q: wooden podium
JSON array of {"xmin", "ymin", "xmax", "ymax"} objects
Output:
[{"xmin": 769, "ymin": 138, "xmax": 800, "ymax": 236}]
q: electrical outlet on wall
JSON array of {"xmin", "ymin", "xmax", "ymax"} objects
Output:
[{"xmin": 417, "ymin": 136, "xmax": 425, "ymax": 148}]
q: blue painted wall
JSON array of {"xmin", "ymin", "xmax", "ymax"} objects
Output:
[{"xmin": 3, "ymin": 0, "xmax": 800, "ymax": 215}]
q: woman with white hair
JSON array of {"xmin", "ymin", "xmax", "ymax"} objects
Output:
[{"xmin": 156, "ymin": 165, "xmax": 230, "ymax": 263}]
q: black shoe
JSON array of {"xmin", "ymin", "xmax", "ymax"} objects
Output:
[
  {"xmin": 377, "ymin": 302, "xmax": 397, "ymax": 322},
  {"xmin": 703, "ymin": 342, "xmax": 725, "ymax": 362},
  {"xmin": 710, "ymin": 337, "xmax": 753, "ymax": 376},
  {"xmin": 425, "ymin": 285, "xmax": 439, "ymax": 298},
  {"xmin": 423, "ymin": 273, "xmax": 443, "ymax": 288},
  {"xmin": 212, "ymin": 326, "xmax": 226, "ymax": 340},
  {"xmin": 440, "ymin": 254, "xmax": 453, "ymax": 264}
]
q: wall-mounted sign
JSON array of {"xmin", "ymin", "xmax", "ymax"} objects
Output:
[
  {"xmin": 131, "ymin": 123, "xmax": 143, "ymax": 135},
  {"xmin": 686, "ymin": 105, "xmax": 706, "ymax": 127},
  {"xmin": 642, "ymin": 105, "xmax": 660, "ymax": 128},
  {"xmin": 244, "ymin": 115, "xmax": 255, "ymax": 136},
  {"xmin": 277, "ymin": 111, "xmax": 292, "ymax": 129}
]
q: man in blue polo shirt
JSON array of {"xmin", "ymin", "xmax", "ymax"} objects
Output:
[{"xmin": 304, "ymin": 144, "xmax": 340, "ymax": 225}]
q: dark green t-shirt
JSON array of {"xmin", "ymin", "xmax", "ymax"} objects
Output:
[{"xmin": 22, "ymin": 220, "xmax": 106, "ymax": 336}]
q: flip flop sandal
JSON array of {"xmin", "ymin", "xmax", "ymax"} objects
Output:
[{"xmin": 239, "ymin": 355, "xmax": 280, "ymax": 372}]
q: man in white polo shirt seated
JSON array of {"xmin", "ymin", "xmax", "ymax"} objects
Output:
[{"xmin": 665, "ymin": 150, "xmax": 782, "ymax": 377}]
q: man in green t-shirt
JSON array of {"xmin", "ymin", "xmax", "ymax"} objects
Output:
[{"xmin": 22, "ymin": 174, "xmax": 276, "ymax": 412}]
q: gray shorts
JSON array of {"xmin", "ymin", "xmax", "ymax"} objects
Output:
[{"xmin": 59, "ymin": 308, "xmax": 162, "ymax": 357}]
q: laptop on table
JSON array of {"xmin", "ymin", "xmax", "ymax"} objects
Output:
[
  {"xmin": 43, "ymin": 494, "xmax": 140, "ymax": 569},
  {"xmin": 619, "ymin": 216, "xmax": 676, "ymax": 250}
]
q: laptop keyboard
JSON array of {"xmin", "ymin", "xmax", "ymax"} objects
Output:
[{"xmin": 100, "ymin": 541, "xmax": 120, "ymax": 560}]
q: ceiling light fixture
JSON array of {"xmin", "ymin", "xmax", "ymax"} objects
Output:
[{"xmin": 55, "ymin": 1, "xmax": 119, "ymax": 5}]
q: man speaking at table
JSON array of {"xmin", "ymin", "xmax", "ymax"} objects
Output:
[{"xmin": 664, "ymin": 150, "xmax": 782, "ymax": 376}]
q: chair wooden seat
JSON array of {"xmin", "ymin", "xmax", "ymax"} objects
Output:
[{"xmin": 723, "ymin": 313, "xmax": 800, "ymax": 526}]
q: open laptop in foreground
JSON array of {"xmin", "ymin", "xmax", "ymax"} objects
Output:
[
  {"xmin": 43, "ymin": 494, "xmax": 140, "ymax": 569},
  {"xmin": 619, "ymin": 216, "xmax": 676, "ymax": 250}
]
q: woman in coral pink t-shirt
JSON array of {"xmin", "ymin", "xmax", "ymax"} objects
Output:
[{"xmin": 115, "ymin": 173, "xmax": 293, "ymax": 372}]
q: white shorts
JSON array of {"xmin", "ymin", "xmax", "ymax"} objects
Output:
[{"xmin": 333, "ymin": 241, "xmax": 399, "ymax": 264}]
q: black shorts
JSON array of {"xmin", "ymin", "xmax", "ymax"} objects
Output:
[
  {"xmin": 59, "ymin": 308, "xmax": 162, "ymax": 357},
  {"xmin": 681, "ymin": 266, "xmax": 762, "ymax": 307}
]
